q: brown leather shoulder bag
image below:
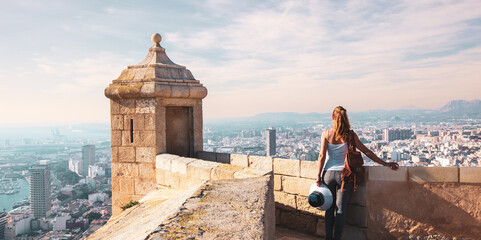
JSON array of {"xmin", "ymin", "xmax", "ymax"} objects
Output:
[{"xmin": 340, "ymin": 130, "xmax": 364, "ymax": 192}]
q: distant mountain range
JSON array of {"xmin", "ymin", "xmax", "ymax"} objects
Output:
[
  {"xmin": 205, "ymin": 99, "xmax": 481, "ymax": 129},
  {"xmin": 439, "ymin": 99, "xmax": 481, "ymax": 114}
]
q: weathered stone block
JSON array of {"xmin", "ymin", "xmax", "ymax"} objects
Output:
[
  {"xmin": 117, "ymin": 193, "xmax": 143, "ymax": 207},
  {"xmin": 112, "ymin": 163, "xmax": 139, "ymax": 178},
  {"xmin": 136, "ymin": 147, "xmax": 155, "ymax": 163},
  {"xmin": 273, "ymin": 158, "xmax": 300, "ymax": 176},
  {"xmin": 300, "ymin": 160, "xmax": 319, "ymax": 179},
  {"xmin": 459, "ymin": 167, "xmax": 481, "ymax": 183},
  {"xmin": 111, "ymin": 177, "xmax": 119, "ymax": 193},
  {"xmin": 139, "ymin": 131, "xmax": 156, "ymax": 146},
  {"xmin": 163, "ymin": 171, "xmax": 180, "ymax": 188},
  {"xmin": 123, "ymin": 115, "xmax": 144, "ymax": 131},
  {"xmin": 121, "ymin": 130, "xmax": 139, "ymax": 146},
  {"xmin": 279, "ymin": 210, "xmax": 318, "ymax": 235},
  {"xmin": 119, "ymin": 99, "xmax": 136, "ymax": 114},
  {"xmin": 133, "ymin": 115, "xmax": 145, "ymax": 131},
  {"xmin": 248, "ymin": 155, "xmax": 273, "ymax": 171},
  {"xmin": 296, "ymin": 195, "xmax": 325, "ymax": 217},
  {"xmin": 216, "ymin": 153, "xmax": 230, "ymax": 164},
  {"xmin": 136, "ymin": 99, "xmax": 155, "ymax": 114},
  {"xmin": 112, "ymin": 192, "xmax": 142, "ymax": 216},
  {"xmin": 343, "ymin": 224, "xmax": 366, "ymax": 240},
  {"xmin": 144, "ymin": 114, "xmax": 155, "ymax": 131},
  {"xmin": 315, "ymin": 218, "xmax": 326, "ymax": 237},
  {"xmin": 346, "ymin": 205, "xmax": 367, "ymax": 227},
  {"xmin": 111, "ymin": 130, "xmax": 122, "ymax": 147},
  {"xmin": 233, "ymin": 168, "xmax": 272, "ymax": 179},
  {"xmin": 119, "ymin": 177, "xmax": 135, "ymax": 194},
  {"xmin": 134, "ymin": 178, "xmax": 156, "ymax": 195},
  {"xmin": 156, "ymin": 129, "xmax": 166, "ymax": 153},
  {"xmin": 118, "ymin": 147, "xmax": 135, "ymax": 162},
  {"xmin": 282, "ymin": 176, "xmax": 313, "ymax": 196},
  {"xmin": 230, "ymin": 154, "xmax": 248, "ymax": 167},
  {"xmin": 138, "ymin": 163, "xmax": 156, "ymax": 179},
  {"xmin": 111, "ymin": 147, "xmax": 119, "ymax": 163},
  {"xmin": 194, "ymin": 128, "xmax": 203, "ymax": 152},
  {"xmin": 110, "ymin": 99, "xmax": 121, "ymax": 114},
  {"xmin": 177, "ymin": 175, "xmax": 205, "ymax": 190},
  {"xmin": 171, "ymin": 157, "xmax": 196, "ymax": 175},
  {"xmin": 233, "ymin": 169, "xmax": 258, "ymax": 179},
  {"xmin": 408, "ymin": 166, "xmax": 458, "ymax": 183},
  {"xmin": 186, "ymin": 160, "xmax": 220, "ymax": 180},
  {"xmin": 368, "ymin": 166, "xmax": 407, "ymax": 182},
  {"xmin": 111, "ymin": 115, "xmax": 123, "ymax": 130},
  {"xmin": 155, "ymin": 154, "xmax": 180, "ymax": 171},
  {"xmin": 274, "ymin": 191, "xmax": 296, "ymax": 210},
  {"xmin": 349, "ymin": 184, "xmax": 366, "ymax": 207},
  {"xmin": 211, "ymin": 164, "xmax": 243, "ymax": 180},
  {"xmin": 170, "ymin": 85, "xmax": 190, "ymax": 98},
  {"xmin": 274, "ymin": 174, "xmax": 282, "ymax": 191},
  {"xmin": 196, "ymin": 151, "xmax": 216, "ymax": 162},
  {"xmin": 155, "ymin": 169, "xmax": 165, "ymax": 186}
]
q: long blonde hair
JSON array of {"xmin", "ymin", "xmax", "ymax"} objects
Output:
[{"xmin": 332, "ymin": 106, "xmax": 351, "ymax": 141}]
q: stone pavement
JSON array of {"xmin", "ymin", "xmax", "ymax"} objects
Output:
[{"xmin": 275, "ymin": 227, "xmax": 320, "ymax": 240}]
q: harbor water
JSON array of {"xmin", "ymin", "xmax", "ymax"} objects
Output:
[{"xmin": 0, "ymin": 178, "xmax": 29, "ymax": 212}]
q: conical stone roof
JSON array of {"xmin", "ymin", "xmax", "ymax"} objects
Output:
[{"xmin": 105, "ymin": 33, "xmax": 207, "ymax": 99}]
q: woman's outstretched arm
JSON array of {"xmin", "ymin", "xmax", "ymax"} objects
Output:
[
  {"xmin": 316, "ymin": 130, "xmax": 329, "ymax": 186},
  {"xmin": 352, "ymin": 132, "xmax": 399, "ymax": 170}
]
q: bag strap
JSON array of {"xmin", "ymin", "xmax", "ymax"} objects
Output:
[{"xmin": 349, "ymin": 130, "xmax": 356, "ymax": 152}]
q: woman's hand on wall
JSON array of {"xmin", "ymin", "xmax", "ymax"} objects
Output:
[{"xmin": 386, "ymin": 162, "xmax": 399, "ymax": 170}]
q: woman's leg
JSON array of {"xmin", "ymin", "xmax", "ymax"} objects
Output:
[
  {"xmin": 333, "ymin": 171, "xmax": 353, "ymax": 240},
  {"xmin": 322, "ymin": 171, "xmax": 337, "ymax": 240}
]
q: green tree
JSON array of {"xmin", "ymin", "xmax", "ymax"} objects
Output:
[
  {"xmin": 86, "ymin": 212, "xmax": 102, "ymax": 222},
  {"xmin": 57, "ymin": 193, "xmax": 70, "ymax": 201}
]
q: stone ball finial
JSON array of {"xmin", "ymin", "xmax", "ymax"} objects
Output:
[{"xmin": 152, "ymin": 33, "xmax": 162, "ymax": 44}]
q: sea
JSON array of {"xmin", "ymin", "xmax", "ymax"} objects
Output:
[{"xmin": 0, "ymin": 179, "xmax": 30, "ymax": 212}]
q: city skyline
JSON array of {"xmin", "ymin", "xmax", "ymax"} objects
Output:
[{"xmin": 0, "ymin": 0, "xmax": 480, "ymax": 124}]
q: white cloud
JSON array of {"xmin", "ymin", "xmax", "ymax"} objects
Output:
[{"xmin": 163, "ymin": 0, "xmax": 481, "ymax": 117}]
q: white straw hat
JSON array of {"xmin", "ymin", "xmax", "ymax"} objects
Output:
[{"xmin": 308, "ymin": 183, "xmax": 333, "ymax": 210}]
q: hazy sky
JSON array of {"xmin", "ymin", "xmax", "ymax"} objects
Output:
[{"xmin": 0, "ymin": 0, "xmax": 480, "ymax": 124}]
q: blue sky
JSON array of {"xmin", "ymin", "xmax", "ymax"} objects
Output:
[{"xmin": 0, "ymin": 0, "xmax": 480, "ymax": 124}]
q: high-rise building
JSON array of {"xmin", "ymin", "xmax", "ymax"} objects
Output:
[
  {"xmin": 30, "ymin": 165, "xmax": 51, "ymax": 219},
  {"xmin": 0, "ymin": 212, "xmax": 6, "ymax": 240},
  {"xmin": 266, "ymin": 127, "xmax": 276, "ymax": 157},
  {"xmin": 81, "ymin": 145, "xmax": 95, "ymax": 176},
  {"xmin": 68, "ymin": 158, "xmax": 81, "ymax": 175},
  {"xmin": 383, "ymin": 128, "xmax": 412, "ymax": 142}
]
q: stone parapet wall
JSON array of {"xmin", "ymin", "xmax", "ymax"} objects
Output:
[
  {"xmin": 91, "ymin": 154, "xmax": 275, "ymax": 240},
  {"xmin": 154, "ymin": 154, "xmax": 275, "ymax": 239},
  {"xmin": 197, "ymin": 151, "xmax": 481, "ymax": 239},
  {"xmin": 156, "ymin": 154, "xmax": 272, "ymax": 189},
  {"xmin": 195, "ymin": 151, "xmax": 338, "ymax": 237},
  {"xmin": 366, "ymin": 166, "xmax": 481, "ymax": 239}
]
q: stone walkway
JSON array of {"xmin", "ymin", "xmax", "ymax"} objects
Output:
[{"xmin": 275, "ymin": 227, "xmax": 320, "ymax": 240}]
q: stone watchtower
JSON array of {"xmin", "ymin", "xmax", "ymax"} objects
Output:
[{"xmin": 105, "ymin": 33, "xmax": 207, "ymax": 216}]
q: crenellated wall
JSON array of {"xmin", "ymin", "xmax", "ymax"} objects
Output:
[{"xmin": 196, "ymin": 151, "xmax": 481, "ymax": 239}]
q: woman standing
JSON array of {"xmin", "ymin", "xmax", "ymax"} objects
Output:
[{"xmin": 316, "ymin": 106, "xmax": 398, "ymax": 240}]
